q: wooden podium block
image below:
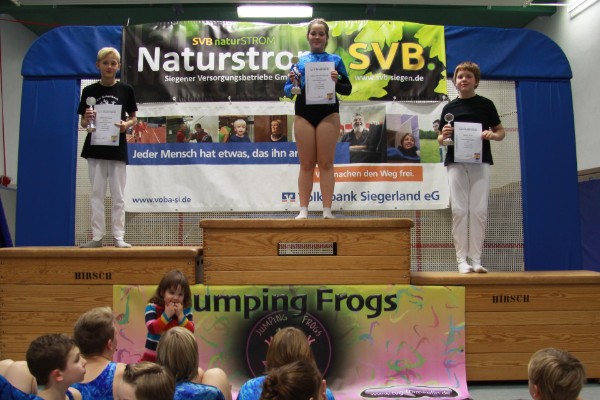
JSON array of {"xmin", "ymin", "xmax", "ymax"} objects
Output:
[
  {"xmin": 411, "ymin": 271, "xmax": 600, "ymax": 381},
  {"xmin": 200, "ymin": 218, "xmax": 413, "ymax": 285},
  {"xmin": 0, "ymin": 246, "xmax": 200, "ymax": 360}
]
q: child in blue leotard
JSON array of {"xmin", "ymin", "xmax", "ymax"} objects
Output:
[
  {"xmin": 237, "ymin": 327, "xmax": 335, "ymax": 400},
  {"xmin": 72, "ymin": 306, "xmax": 125, "ymax": 400},
  {"xmin": 284, "ymin": 18, "xmax": 352, "ymax": 220}
]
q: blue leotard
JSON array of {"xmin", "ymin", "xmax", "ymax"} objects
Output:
[
  {"xmin": 72, "ymin": 361, "xmax": 117, "ymax": 400},
  {"xmin": 175, "ymin": 381, "xmax": 225, "ymax": 400},
  {"xmin": 237, "ymin": 375, "xmax": 335, "ymax": 400},
  {"xmin": 284, "ymin": 52, "xmax": 351, "ymax": 128}
]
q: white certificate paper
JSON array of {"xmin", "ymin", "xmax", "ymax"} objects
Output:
[
  {"xmin": 454, "ymin": 121, "xmax": 483, "ymax": 163},
  {"xmin": 305, "ymin": 61, "xmax": 336, "ymax": 105},
  {"xmin": 90, "ymin": 104, "xmax": 122, "ymax": 146}
]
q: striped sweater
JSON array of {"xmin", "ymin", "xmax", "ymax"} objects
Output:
[{"xmin": 140, "ymin": 302, "xmax": 195, "ymax": 362}]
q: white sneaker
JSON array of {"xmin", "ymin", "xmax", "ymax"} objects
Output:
[
  {"xmin": 80, "ymin": 239, "xmax": 102, "ymax": 248},
  {"xmin": 472, "ymin": 264, "xmax": 488, "ymax": 273},
  {"xmin": 458, "ymin": 262, "xmax": 473, "ymax": 274},
  {"xmin": 115, "ymin": 239, "xmax": 132, "ymax": 248}
]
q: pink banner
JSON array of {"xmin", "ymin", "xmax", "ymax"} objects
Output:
[{"xmin": 113, "ymin": 284, "xmax": 468, "ymax": 399}]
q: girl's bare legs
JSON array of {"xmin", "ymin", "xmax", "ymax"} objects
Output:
[
  {"xmin": 316, "ymin": 113, "xmax": 340, "ymax": 217},
  {"xmin": 294, "ymin": 116, "xmax": 317, "ymax": 219}
]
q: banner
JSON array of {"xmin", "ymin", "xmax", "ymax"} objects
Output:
[
  {"xmin": 113, "ymin": 284, "xmax": 469, "ymax": 400},
  {"xmin": 124, "ymin": 102, "xmax": 450, "ymax": 212},
  {"xmin": 122, "ymin": 20, "xmax": 446, "ymax": 102}
]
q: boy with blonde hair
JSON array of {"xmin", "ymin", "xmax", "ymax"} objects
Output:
[
  {"xmin": 78, "ymin": 47, "xmax": 138, "ymax": 248},
  {"xmin": 227, "ymin": 119, "xmax": 251, "ymax": 143}
]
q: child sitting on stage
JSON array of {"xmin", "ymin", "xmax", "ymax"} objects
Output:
[
  {"xmin": 156, "ymin": 326, "xmax": 231, "ymax": 400},
  {"xmin": 72, "ymin": 306, "xmax": 126, "ymax": 399},
  {"xmin": 27, "ymin": 333, "xmax": 86, "ymax": 399},
  {"xmin": 118, "ymin": 362, "xmax": 175, "ymax": 400},
  {"xmin": 141, "ymin": 269, "xmax": 195, "ymax": 362}
]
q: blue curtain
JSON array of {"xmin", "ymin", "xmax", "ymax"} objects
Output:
[
  {"xmin": 516, "ymin": 80, "xmax": 581, "ymax": 269},
  {"xmin": 16, "ymin": 78, "xmax": 80, "ymax": 245},
  {"xmin": 579, "ymin": 180, "xmax": 600, "ymax": 271}
]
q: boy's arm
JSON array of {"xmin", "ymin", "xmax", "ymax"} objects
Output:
[
  {"xmin": 483, "ymin": 123, "xmax": 505, "ymax": 141},
  {"xmin": 115, "ymin": 111, "xmax": 137, "ymax": 133}
]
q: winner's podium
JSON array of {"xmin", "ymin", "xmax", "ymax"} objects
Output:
[{"xmin": 200, "ymin": 218, "xmax": 413, "ymax": 285}]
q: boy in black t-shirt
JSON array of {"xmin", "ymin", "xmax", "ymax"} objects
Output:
[{"xmin": 77, "ymin": 47, "xmax": 138, "ymax": 248}]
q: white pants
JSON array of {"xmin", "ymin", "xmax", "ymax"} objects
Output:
[
  {"xmin": 88, "ymin": 158, "xmax": 127, "ymax": 241},
  {"xmin": 447, "ymin": 163, "xmax": 490, "ymax": 264}
]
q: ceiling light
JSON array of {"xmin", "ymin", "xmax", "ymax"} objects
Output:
[
  {"xmin": 567, "ymin": 0, "xmax": 599, "ymax": 17},
  {"xmin": 237, "ymin": 5, "xmax": 313, "ymax": 18}
]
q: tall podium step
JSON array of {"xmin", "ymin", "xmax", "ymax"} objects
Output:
[{"xmin": 200, "ymin": 218, "xmax": 413, "ymax": 285}]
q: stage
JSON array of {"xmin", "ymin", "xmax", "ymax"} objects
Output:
[{"xmin": 1, "ymin": 218, "xmax": 598, "ymax": 381}]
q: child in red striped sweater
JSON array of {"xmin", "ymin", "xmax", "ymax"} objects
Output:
[{"xmin": 140, "ymin": 269, "xmax": 195, "ymax": 362}]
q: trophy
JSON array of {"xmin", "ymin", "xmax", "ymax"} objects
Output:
[
  {"xmin": 86, "ymin": 97, "xmax": 96, "ymax": 133},
  {"xmin": 290, "ymin": 57, "xmax": 301, "ymax": 95},
  {"xmin": 442, "ymin": 112, "xmax": 454, "ymax": 146}
]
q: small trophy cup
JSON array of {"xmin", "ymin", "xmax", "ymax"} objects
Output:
[
  {"xmin": 442, "ymin": 112, "xmax": 454, "ymax": 146},
  {"xmin": 86, "ymin": 97, "xmax": 96, "ymax": 133},
  {"xmin": 290, "ymin": 57, "xmax": 301, "ymax": 95}
]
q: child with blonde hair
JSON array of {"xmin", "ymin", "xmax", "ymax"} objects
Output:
[
  {"xmin": 156, "ymin": 326, "xmax": 231, "ymax": 400},
  {"xmin": 78, "ymin": 46, "xmax": 138, "ymax": 249},
  {"xmin": 227, "ymin": 119, "xmax": 251, "ymax": 143}
]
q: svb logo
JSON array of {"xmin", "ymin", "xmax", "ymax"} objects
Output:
[{"xmin": 281, "ymin": 192, "xmax": 296, "ymax": 203}]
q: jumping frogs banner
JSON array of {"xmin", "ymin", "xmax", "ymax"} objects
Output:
[
  {"xmin": 122, "ymin": 20, "xmax": 447, "ymax": 102},
  {"xmin": 113, "ymin": 284, "xmax": 469, "ymax": 400}
]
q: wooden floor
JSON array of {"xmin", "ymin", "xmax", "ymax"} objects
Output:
[{"xmin": 1, "ymin": 233, "xmax": 599, "ymax": 381}]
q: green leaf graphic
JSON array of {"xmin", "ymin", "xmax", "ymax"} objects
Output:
[
  {"xmin": 415, "ymin": 25, "xmax": 446, "ymax": 64},
  {"xmin": 347, "ymin": 73, "xmax": 389, "ymax": 100}
]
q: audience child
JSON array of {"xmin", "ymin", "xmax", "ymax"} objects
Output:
[
  {"xmin": 117, "ymin": 362, "xmax": 175, "ymax": 400},
  {"xmin": 528, "ymin": 348, "xmax": 586, "ymax": 400},
  {"xmin": 141, "ymin": 269, "xmax": 194, "ymax": 362},
  {"xmin": 259, "ymin": 360, "xmax": 325, "ymax": 400},
  {"xmin": 0, "ymin": 359, "xmax": 37, "ymax": 394},
  {"xmin": 27, "ymin": 333, "xmax": 85, "ymax": 400},
  {"xmin": 72, "ymin": 306, "xmax": 126, "ymax": 399},
  {"xmin": 237, "ymin": 327, "xmax": 334, "ymax": 400},
  {"xmin": 156, "ymin": 326, "xmax": 231, "ymax": 400}
]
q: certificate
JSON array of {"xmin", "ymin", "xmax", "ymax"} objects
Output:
[
  {"xmin": 304, "ymin": 61, "xmax": 336, "ymax": 105},
  {"xmin": 90, "ymin": 104, "xmax": 122, "ymax": 146},
  {"xmin": 454, "ymin": 121, "xmax": 483, "ymax": 163}
]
